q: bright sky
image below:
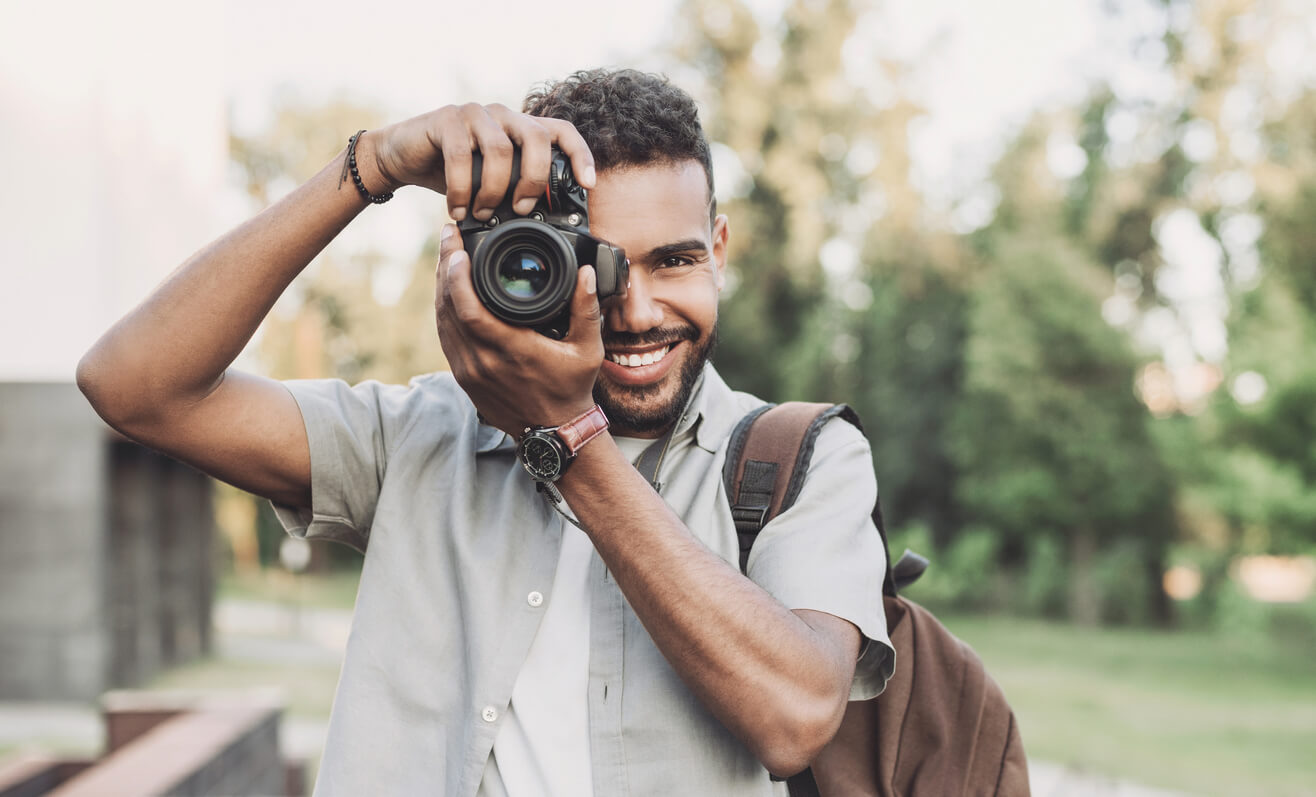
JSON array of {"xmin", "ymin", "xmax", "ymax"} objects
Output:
[
  {"xmin": 1, "ymin": 0, "xmax": 1142, "ymax": 380},
  {"xmin": 218, "ymin": 0, "xmax": 1117, "ymax": 196}
]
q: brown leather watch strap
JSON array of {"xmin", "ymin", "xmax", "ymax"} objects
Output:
[{"xmin": 556, "ymin": 404, "xmax": 610, "ymax": 455}]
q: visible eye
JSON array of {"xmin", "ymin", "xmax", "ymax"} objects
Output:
[{"xmin": 659, "ymin": 255, "xmax": 696, "ymax": 269}]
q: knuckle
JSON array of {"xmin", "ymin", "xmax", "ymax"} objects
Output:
[
  {"xmin": 485, "ymin": 137, "xmax": 515, "ymax": 158},
  {"xmin": 435, "ymin": 105, "xmax": 459, "ymax": 124},
  {"xmin": 446, "ymin": 141, "xmax": 473, "ymax": 160},
  {"xmin": 519, "ymin": 172, "xmax": 548, "ymax": 191},
  {"xmin": 521, "ymin": 121, "xmax": 551, "ymax": 145}
]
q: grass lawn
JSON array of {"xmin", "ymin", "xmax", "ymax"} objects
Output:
[
  {"xmin": 940, "ymin": 610, "xmax": 1316, "ymax": 797},
  {"xmin": 147, "ymin": 655, "xmax": 341, "ymax": 721}
]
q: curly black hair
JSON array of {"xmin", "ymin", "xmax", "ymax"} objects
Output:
[{"xmin": 523, "ymin": 69, "xmax": 715, "ymax": 208}]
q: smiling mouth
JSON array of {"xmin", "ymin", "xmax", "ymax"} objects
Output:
[{"xmin": 606, "ymin": 344, "xmax": 671, "ymax": 368}]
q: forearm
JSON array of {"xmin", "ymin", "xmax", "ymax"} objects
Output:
[
  {"xmin": 558, "ymin": 436, "xmax": 859, "ymax": 775},
  {"xmin": 78, "ymin": 139, "xmax": 377, "ymax": 428}
]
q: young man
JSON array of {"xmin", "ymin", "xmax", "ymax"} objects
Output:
[{"xmin": 79, "ymin": 69, "xmax": 893, "ymax": 796}]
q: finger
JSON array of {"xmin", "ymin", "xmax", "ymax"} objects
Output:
[
  {"xmin": 435, "ymin": 247, "xmax": 473, "ymax": 366},
  {"xmin": 490, "ymin": 108, "xmax": 552, "ymax": 215},
  {"xmin": 438, "ymin": 223, "xmax": 464, "ymax": 264},
  {"xmin": 464, "ymin": 104, "xmax": 516, "ymax": 221},
  {"xmin": 563, "ymin": 266, "xmax": 603, "ymax": 347},
  {"xmin": 536, "ymin": 117, "xmax": 596, "ymax": 189},
  {"xmin": 441, "ymin": 127, "xmax": 476, "ymax": 223},
  {"xmin": 445, "ymin": 248, "xmax": 511, "ymax": 340}
]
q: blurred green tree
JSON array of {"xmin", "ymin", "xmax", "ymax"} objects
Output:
[
  {"xmin": 676, "ymin": 0, "xmax": 971, "ymax": 548},
  {"xmin": 950, "ymin": 227, "xmax": 1177, "ymax": 623}
]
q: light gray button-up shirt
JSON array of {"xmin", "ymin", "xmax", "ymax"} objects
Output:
[{"xmin": 274, "ymin": 364, "xmax": 894, "ymax": 797}]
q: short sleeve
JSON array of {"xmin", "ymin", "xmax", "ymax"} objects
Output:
[
  {"xmin": 271, "ymin": 378, "xmax": 399, "ymax": 552},
  {"xmin": 744, "ymin": 419, "xmax": 895, "ymax": 701}
]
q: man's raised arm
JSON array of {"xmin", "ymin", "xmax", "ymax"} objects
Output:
[{"xmin": 77, "ymin": 104, "xmax": 595, "ymax": 508}]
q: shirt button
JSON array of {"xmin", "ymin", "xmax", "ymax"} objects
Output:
[
  {"xmin": 527, "ymin": 591, "xmax": 544, "ymax": 607},
  {"xmin": 481, "ymin": 706, "xmax": 498, "ymax": 723}
]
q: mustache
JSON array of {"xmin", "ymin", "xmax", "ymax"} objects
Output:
[{"xmin": 602, "ymin": 325, "xmax": 699, "ymax": 349}]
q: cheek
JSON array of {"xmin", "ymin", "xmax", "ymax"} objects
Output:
[{"xmin": 667, "ymin": 279, "xmax": 720, "ymax": 329}]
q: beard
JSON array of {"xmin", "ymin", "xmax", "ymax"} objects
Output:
[{"xmin": 594, "ymin": 323, "xmax": 718, "ymax": 436}]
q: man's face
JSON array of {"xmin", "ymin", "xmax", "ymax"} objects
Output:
[{"xmin": 586, "ymin": 160, "xmax": 729, "ymax": 438}]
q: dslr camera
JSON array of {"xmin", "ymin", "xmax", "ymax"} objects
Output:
[{"xmin": 458, "ymin": 147, "xmax": 628, "ymax": 339}]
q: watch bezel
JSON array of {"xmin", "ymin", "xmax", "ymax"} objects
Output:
[{"xmin": 517, "ymin": 428, "xmax": 569, "ymax": 482}]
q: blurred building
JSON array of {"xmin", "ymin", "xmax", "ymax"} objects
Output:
[{"xmin": 0, "ymin": 3, "xmax": 228, "ymax": 699}]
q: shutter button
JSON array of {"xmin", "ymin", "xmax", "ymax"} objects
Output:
[
  {"xmin": 527, "ymin": 591, "xmax": 544, "ymax": 608},
  {"xmin": 481, "ymin": 706, "xmax": 498, "ymax": 722}
]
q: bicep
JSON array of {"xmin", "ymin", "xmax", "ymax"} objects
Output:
[{"xmin": 134, "ymin": 370, "xmax": 311, "ymax": 508}]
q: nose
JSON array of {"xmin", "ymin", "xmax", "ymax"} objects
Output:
[{"xmin": 605, "ymin": 267, "xmax": 663, "ymax": 333}]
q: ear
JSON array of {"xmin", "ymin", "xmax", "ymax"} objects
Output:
[{"xmin": 712, "ymin": 213, "xmax": 730, "ymax": 292}]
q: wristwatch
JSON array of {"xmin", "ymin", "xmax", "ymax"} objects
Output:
[{"xmin": 516, "ymin": 404, "xmax": 610, "ymax": 483}]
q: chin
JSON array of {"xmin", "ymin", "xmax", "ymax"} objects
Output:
[
  {"xmin": 595, "ymin": 325, "xmax": 717, "ymax": 437},
  {"xmin": 595, "ymin": 379, "xmax": 684, "ymax": 436}
]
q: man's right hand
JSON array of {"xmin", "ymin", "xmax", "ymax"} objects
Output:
[{"xmin": 366, "ymin": 103, "xmax": 595, "ymax": 222}]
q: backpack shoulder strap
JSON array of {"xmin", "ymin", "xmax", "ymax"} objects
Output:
[{"xmin": 722, "ymin": 402, "xmax": 908, "ymax": 596}]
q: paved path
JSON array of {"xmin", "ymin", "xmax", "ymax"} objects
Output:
[{"xmin": 0, "ymin": 598, "xmax": 1196, "ymax": 796}]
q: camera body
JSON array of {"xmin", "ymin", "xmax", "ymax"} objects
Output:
[{"xmin": 457, "ymin": 148, "xmax": 628, "ymax": 339}]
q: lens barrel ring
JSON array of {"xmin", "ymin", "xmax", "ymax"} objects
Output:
[{"xmin": 470, "ymin": 220, "xmax": 578, "ymax": 327}]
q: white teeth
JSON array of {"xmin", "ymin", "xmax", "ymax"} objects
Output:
[{"xmin": 609, "ymin": 344, "xmax": 670, "ymax": 367}]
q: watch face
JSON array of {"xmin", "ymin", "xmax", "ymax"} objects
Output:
[{"xmin": 518, "ymin": 434, "xmax": 564, "ymax": 481}]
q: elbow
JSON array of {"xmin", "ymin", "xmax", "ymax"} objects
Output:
[
  {"xmin": 754, "ymin": 692, "xmax": 847, "ymax": 779},
  {"xmin": 76, "ymin": 344, "xmax": 157, "ymax": 435},
  {"xmin": 76, "ymin": 348, "xmax": 111, "ymax": 417}
]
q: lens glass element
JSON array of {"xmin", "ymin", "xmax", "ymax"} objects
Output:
[{"xmin": 498, "ymin": 251, "xmax": 550, "ymax": 299}]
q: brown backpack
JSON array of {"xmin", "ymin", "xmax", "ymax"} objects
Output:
[{"xmin": 723, "ymin": 402, "xmax": 1031, "ymax": 797}]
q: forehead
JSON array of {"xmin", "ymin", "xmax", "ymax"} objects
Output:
[{"xmin": 587, "ymin": 160, "xmax": 711, "ymax": 250}]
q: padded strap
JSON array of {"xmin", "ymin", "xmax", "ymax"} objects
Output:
[{"xmin": 723, "ymin": 402, "xmax": 902, "ymax": 597}]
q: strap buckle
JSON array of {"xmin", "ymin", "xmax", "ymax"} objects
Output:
[{"xmin": 731, "ymin": 504, "xmax": 769, "ymax": 533}]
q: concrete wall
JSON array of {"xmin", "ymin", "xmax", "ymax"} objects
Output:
[
  {"xmin": 0, "ymin": 383, "xmax": 110, "ymax": 700},
  {"xmin": 0, "ymin": 383, "xmax": 213, "ymax": 700}
]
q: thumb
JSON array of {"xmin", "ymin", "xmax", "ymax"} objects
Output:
[{"xmin": 564, "ymin": 266, "xmax": 602, "ymax": 345}]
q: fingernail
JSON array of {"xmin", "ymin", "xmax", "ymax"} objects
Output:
[
  {"xmin": 451, "ymin": 207, "xmax": 467, "ymax": 222},
  {"xmin": 585, "ymin": 266, "xmax": 596, "ymax": 295},
  {"xmin": 441, "ymin": 224, "xmax": 454, "ymax": 241},
  {"xmin": 514, "ymin": 197, "xmax": 537, "ymax": 215},
  {"xmin": 473, "ymin": 208, "xmax": 494, "ymax": 221},
  {"xmin": 582, "ymin": 166, "xmax": 596, "ymax": 186},
  {"xmin": 449, "ymin": 250, "xmax": 467, "ymax": 270}
]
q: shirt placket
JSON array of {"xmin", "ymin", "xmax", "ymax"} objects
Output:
[
  {"xmin": 462, "ymin": 509, "xmax": 564, "ymax": 797},
  {"xmin": 587, "ymin": 550, "xmax": 629, "ymax": 796}
]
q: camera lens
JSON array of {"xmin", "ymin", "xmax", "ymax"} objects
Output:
[
  {"xmin": 469, "ymin": 219, "xmax": 577, "ymax": 329},
  {"xmin": 497, "ymin": 250, "xmax": 550, "ymax": 300}
]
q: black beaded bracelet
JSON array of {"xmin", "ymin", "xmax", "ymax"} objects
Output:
[{"xmin": 341, "ymin": 129, "xmax": 393, "ymax": 205}]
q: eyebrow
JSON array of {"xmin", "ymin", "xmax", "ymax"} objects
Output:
[{"xmin": 638, "ymin": 239, "xmax": 708, "ymax": 263}]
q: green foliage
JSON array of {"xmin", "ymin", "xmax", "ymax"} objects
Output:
[
  {"xmin": 892, "ymin": 523, "xmax": 1005, "ymax": 612},
  {"xmin": 1018, "ymin": 536, "xmax": 1069, "ymax": 618},
  {"xmin": 949, "ymin": 233, "xmax": 1175, "ymax": 550}
]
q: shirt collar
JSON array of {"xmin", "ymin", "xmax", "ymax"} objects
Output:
[{"xmin": 689, "ymin": 364, "xmax": 741, "ymax": 453}]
